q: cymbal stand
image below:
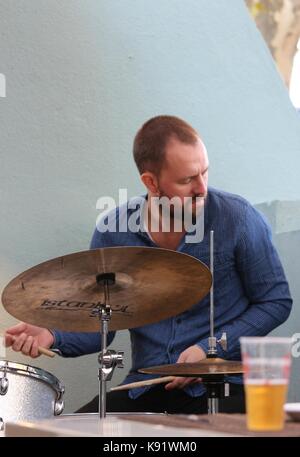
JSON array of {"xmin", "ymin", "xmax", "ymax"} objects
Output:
[
  {"xmin": 202, "ymin": 374, "xmax": 230, "ymax": 415},
  {"xmin": 95, "ymin": 273, "xmax": 124, "ymax": 419},
  {"xmin": 206, "ymin": 231, "xmax": 228, "ymax": 414},
  {"xmin": 207, "ymin": 230, "xmax": 217, "ymax": 359}
]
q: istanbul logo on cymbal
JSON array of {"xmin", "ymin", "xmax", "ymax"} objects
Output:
[{"xmin": 39, "ymin": 299, "xmax": 132, "ymax": 316}]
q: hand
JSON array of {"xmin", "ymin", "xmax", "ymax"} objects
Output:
[
  {"xmin": 5, "ymin": 322, "xmax": 54, "ymax": 358},
  {"xmin": 165, "ymin": 345, "xmax": 206, "ymax": 390}
]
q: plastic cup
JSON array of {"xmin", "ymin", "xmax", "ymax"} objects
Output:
[{"xmin": 240, "ymin": 336, "xmax": 292, "ymax": 431}]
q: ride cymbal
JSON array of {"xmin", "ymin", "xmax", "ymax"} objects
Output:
[{"xmin": 1, "ymin": 246, "xmax": 212, "ymax": 332}]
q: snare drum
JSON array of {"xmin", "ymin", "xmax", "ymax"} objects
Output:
[{"xmin": 0, "ymin": 360, "xmax": 64, "ymax": 431}]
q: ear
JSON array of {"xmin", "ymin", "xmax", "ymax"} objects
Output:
[{"xmin": 140, "ymin": 172, "xmax": 159, "ymax": 195}]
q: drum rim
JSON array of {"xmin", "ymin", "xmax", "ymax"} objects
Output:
[{"xmin": 0, "ymin": 359, "xmax": 64, "ymax": 399}]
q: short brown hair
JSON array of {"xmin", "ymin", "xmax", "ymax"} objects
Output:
[{"xmin": 133, "ymin": 115, "xmax": 199, "ymax": 175}]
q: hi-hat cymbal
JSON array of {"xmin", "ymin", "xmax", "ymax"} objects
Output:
[
  {"xmin": 139, "ymin": 358, "xmax": 244, "ymax": 376},
  {"xmin": 1, "ymin": 246, "xmax": 212, "ymax": 332}
]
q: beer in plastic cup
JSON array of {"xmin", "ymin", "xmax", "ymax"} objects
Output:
[{"xmin": 240, "ymin": 336, "xmax": 292, "ymax": 431}]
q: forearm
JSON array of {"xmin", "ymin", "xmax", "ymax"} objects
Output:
[{"xmin": 51, "ymin": 330, "xmax": 116, "ymax": 357}]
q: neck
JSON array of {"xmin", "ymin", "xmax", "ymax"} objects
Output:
[
  {"xmin": 145, "ymin": 194, "xmax": 186, "ymax": 250},
  {"xmin": 146, "ymin": 194, "xmax": 186, "ymax": 234}
]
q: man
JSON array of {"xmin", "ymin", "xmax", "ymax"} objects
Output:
[{"xmin": 5, "ymin": 115, "xmax": 292, "ymax": 414}]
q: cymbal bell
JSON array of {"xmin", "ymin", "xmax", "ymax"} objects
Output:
[
  {"xmin": 1, "ymin": 246, "xmax": 212, "ymax": 332},
  {"xmin": 139, "ymin": 358, "xmax": 244, "ymax": 376}
]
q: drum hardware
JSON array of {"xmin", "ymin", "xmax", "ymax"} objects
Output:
[
  {"xmin": 1, "ymin": 242, "xmax": 242, "ymax": 417},
  {"xmin": 53, "ymin": 381, "xmax": 65, "ymax": 416},
  {"xmin": 139, "ymin": 360, "xmax": 243, "ymax": 415},
  {"xmin": 207, "ymin": 230, "xmax": 218, "ymax": 358},
  {"xmin": 95, "ymin": 272, "xmax": 124, "ymax": 419},
  {"xmin": 1, "ymin": 246, "xmax": 212, "ymax": 420},
  {"xmin": 0, "ymin": 241, "xmax": 243, "ymax": 418},
  {"xmin": 0, "ymin": 377, "xmax": 9, "ymax": 395},
  {"xmin": 217, "ymin": 333, "xmax": 227, "ymax": 351},
  {"xmin": 0, "ymin": 362, "xmax": 9, "ymax": 395},
  {"xmin": 205, "ymin": 230, "xmax": 228, "ymax": 413},
  {"xmin": 207, "ymin": 231, "xmax": 227, "ymax": 357},
  {"xmin": 201, "ymin": 375, "xmax": 230, "ymax": 415},
  {"xmin": 54, "ymin": 396, "xmax": 65, "ymax": 416}
]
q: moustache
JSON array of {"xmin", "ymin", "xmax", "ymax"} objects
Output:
[{"xmin": 191, "ymin": 194, "xmax": 206, "ymax": 202}]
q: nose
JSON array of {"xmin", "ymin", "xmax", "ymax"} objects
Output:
[{"xmin": 193, "ymin": 174, "xmax": 207, "ymax": 196}]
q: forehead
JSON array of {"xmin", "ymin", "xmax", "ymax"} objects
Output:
[{"xmin": 164, "ymin": 137, "xmax": 209, "ymax": 172}]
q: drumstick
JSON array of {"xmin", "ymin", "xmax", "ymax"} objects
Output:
[
  {"xmin": 1, "ymin": 334, "xmax": 56, "ymax": 358},
  {"xmin": 110, "ymin": 376, "xmax": 176, "ymax": 391},
  {"xmin": 34, "ymin": 345, "xmax": 56, "ymax": 358}
]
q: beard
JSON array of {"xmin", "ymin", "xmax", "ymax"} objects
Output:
[{"xmin": 156, "ymin": 187, "xmax": 207, "ymax": 226}]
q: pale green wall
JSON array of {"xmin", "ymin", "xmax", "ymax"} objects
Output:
[{"xmin": 1, "ymin": 0, "xmax": 300, "ymax": 412}]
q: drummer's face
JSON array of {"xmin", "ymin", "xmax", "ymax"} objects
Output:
[{"xmin": 157, "ymin": 137, "xmax": 209, "ymax": 213}]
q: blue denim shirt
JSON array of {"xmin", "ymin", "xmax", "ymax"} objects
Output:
[{"xmin": 53, "ymin": 187, "xmax": 292, "ymax": 399}]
